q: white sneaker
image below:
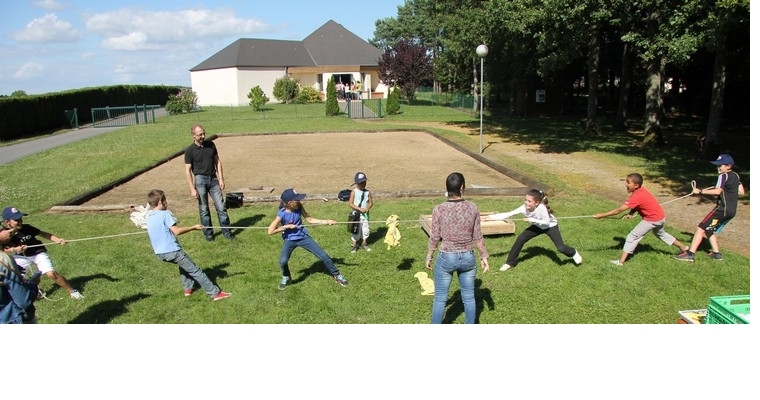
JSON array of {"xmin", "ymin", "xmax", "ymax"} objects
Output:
[
  {"xmin": 70, "ymin": 290, "xmax": 84, "ymax": 299},
  {"xmin": 499, "ymin": 264, "xmax": 513, "ymax": 272},
  {"xmin": 572, "ymin": 251, "xmax": 583, "ymax": 265},
  {"xmin": 610, "ymin": 260, "xmax": 624, "ymax": 266}
]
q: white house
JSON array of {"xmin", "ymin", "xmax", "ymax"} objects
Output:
[{"xmin": 190, "ymin": 20, "xmax": 387, "ymax": 106}]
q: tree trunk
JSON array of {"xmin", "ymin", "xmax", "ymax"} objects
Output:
[
  {"xmin": 614, "ymin": 42, "xmax": 632, "ymax": 130},
  {"xmin": 585, "ymin": 23, "xmax": 601, "ymax": 135},
  {"xmin": 642, "ymin": 57, "xmax": 664, "ymax": 146},
  {"xmin": 705, "ymin": 46, "xmax": 726, "ymax": 154}
]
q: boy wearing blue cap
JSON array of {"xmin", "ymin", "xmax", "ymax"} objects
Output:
[
  {"xmin": 2, "ymin": 206, "xmax": 84, "ymax": 299},
  {"xmin": 348, "ymin": 172, "xmax": 373, "ymax": 253},
  {"xmin": 675, "ymin": 154, "xmax": 745, "ymax": 261},
  {"xmin": 267, "ymin": 188, "xmax": 348, "ymax": 289}
]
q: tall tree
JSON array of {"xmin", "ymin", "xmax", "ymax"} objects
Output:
[
  {"xmin": 700, "ymin": 0, "xmax": 749, "ymax": 154},
  {"xmin": 377, "ymin": 39, "xmax": 434, "ymax": 103}
]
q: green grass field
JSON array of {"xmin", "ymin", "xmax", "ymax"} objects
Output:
[{"xmin": 0, "ymin": 103, "xmax": 750, "ymax": 324}]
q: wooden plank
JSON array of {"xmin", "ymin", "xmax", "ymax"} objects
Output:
[{"xmin": 419, "ymin": 212, "xmax": 515, "ymax": 236}]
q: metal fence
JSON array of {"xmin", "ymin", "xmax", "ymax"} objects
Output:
[
  {"xmin": 343, "ymin": 98, "xmax": 384, "ymax": 119},
  {"xmin": 91, "ymin": 104, "xmax": 161, "ymax": 127},
  {"xmin": 415, "ymin": 86, "xmax": 475, "ymax": 111}
]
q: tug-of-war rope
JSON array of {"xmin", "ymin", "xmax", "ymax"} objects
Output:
[
  {"xmin": 23, "ymin": 180, "xmax": 705, "ymax": 300},
  {"xmin": 26, "ymin": 179, "xmax": 704, "ymax": 249}
]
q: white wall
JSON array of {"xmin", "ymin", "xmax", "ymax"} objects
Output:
[
  {"xmin": 236, "ymin": 67, "xmax": 287, "ymax": 106},
  {"xmin": 191, "ymin": 68, "xmax": 239, "ymax": 106},
  {"xmin": 191, "ymin": 67, "xmax": 287, "ymax": 106}
]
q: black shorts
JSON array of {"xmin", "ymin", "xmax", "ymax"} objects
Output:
[{"xmin": 698, "ymin": 209, "xmax": 733, "ymax": 236}]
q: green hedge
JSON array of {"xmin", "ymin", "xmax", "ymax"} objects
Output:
[{"xmin": 0, "ymin": 85, "xmax": 180, "ymax": 141}]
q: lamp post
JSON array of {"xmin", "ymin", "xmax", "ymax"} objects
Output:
[{"xmin": 476, "ymin": 44, "xmax": 488, "ymax": 153}]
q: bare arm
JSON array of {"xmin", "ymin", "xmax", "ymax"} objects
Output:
[
  {"xmin": 594, "ymin": 204, "xmax": 630, "ymax": 219},
  {"xmin": 268, "ymin": 216, "xmax": 295, "ymax": 235},
  {"xmin": 305, "ymin": 216, "xmax": 335, "ymax": 225},
  {"xmin": 38, "ymin": 230, "xmax": 66, "ymax": 245},
  {"xmin": 185, "ymin": 163, "xmax": 198, "ymax": 198},
  {"xmin": 170, "ymin": 224, "xmax": 202, "ymax": 236},
  {"xmin": 215, "ymin": 154, "xmax": 225, "ymax": 190}
]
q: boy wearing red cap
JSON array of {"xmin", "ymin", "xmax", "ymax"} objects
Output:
[{"xmin": 675, "ymin": 154, "xmax": 745, "ymax": 261}]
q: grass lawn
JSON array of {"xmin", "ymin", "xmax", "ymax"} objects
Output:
[{"xmin": 1, "ymin": 103, "xmax": 750, "ymax": 325}]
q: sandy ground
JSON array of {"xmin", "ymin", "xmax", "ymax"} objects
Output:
[{"xmin": 81, "ymin": 129, "xmax": 749, "ymax": 257}]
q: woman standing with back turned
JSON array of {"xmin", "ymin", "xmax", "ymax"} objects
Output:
[{"xmin": 425, "ymin": 172, "xmax": 490, "ymax": 324}]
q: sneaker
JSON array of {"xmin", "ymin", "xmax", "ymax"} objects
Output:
[
  {"xmin": 610, "ymin": 260, "xmax": 624, "ymax": 266},
  {"xmin": 70, "ymin": 290, "xmax": 84, "ymax": 299},
  {"xmin": 674, "ymin": 251, "xmax": 695, "ymax": 262},
  {"xmin": 572, "ymin": 251, "xmax": 583, "ymax": 265},
  {"xmin": 499, "ymin": 263, "xmax": 513, "ymax": 272},
  {"xmin": 707, "ymin": 251, "xmax": 723, "ymax": 260},
  {"xmin": 212, "ymin": 291, "xmax": 231, "ymax": 301},
  {"xmin": 362, "ymin": 244, "xmax": 371, "ymax": 252},
  {"xmin": 184, "ymin": 288, "xmax": 195, "ymax": 297},
  {"xmin": 205, "ymin": 236, "xmax": 215, "ymax": 242},
  {"xmin": 333, "ymin": 274, "xmax": 349, "ymax": 287},
  {"xmin": 278, "ymin": 276, "xmax": 291, "ymax": 290},
  {"xmin": 224, "ymin": 235, "xmax": 236, "ymax": 241},
  {"xmin": 350, "ymin": 248, "xmax": 357, "ymax": 254}
]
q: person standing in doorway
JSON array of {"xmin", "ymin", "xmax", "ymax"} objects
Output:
[{"xmin": 184, "ymin": 124, "xmax": 235, "ymax": 241}]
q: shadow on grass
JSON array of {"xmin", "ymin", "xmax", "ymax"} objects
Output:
[
  {"xmin": 230, "ymin": 213, "xmax": 266, "ymax": 236},
  {"xmin": 44, "ymin": 272, "xmax": 119, "ymax": 298},
  {"xmin": 68, "ymin": 293, "xmax": 151, "ymax": 324},
  {"xmin": 204, "ymin": 262, "xmax": 235, "ymax": 282},
  {"xmin": 395, "ymin": 257, "xmax": 415, "ymax": 271},
  {"xmin": 441, "ymin": 278, "xmax": 494, "ymax": 324},
  {"xmin": 478, "ymin": 112, "xmax": 750, "ymax": 193}
]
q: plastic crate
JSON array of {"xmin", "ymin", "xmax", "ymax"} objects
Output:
[{"xmin": 706, "ymin": 295, "xmax": 750, "ymax": 324}]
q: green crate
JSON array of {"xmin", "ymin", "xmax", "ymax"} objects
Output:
[{"xmin": 706, "ymin": 295, "xmax": 750, "ymax": 324}]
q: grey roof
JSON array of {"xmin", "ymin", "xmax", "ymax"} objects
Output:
[{"xmin": 190, "ymin": 20, "xmax": 381, "ymax": 71}]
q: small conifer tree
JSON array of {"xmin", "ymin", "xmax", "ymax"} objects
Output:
[
  {"xmin": 386, "ymin": 84, "xmax": 401, "ymax": 115},
  {"xmin": 247, "ymin": 85, "xmax": 269, "ymax": 111},
  {"xmin": 325, "ymin": 76, "xmax": 340, "ymax": 116}
]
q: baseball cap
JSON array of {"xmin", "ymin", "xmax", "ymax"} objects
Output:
[
  {"xmin": 280, "ymin": 188, "xmax": 306, "ymax": 203},
  {"xmin": 2, "ymin": 206, "xmax": 27, "ymax": 221},
  {"xmin": 354, "ymin": 172, "xmax": 367, "ymax": 184},
  {"xmin": 710, "ymin": 154, "xmax": 735, "ymax": 166}
]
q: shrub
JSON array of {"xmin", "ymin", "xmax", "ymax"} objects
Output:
[
  {"xmin": 386, "ymin": 85, "xmax": 401, "ymax": 115},
  {"xmin": 247, "ymin": 86, "xmax": 269, "ymax": 111},
  {"xmin": 296, "ymin": 86, "xmax": 322, "ymax": 104},
  {"xmin": 166, "ymin": 88, "xmax": 198, "ymax": 115},
  {"xmin": 325, "ymin": 76, "xmax": 340, "ymax": 116},
  {"xmin": 272, "ymin": 76, "xmax": 299, "ymax": 104}
]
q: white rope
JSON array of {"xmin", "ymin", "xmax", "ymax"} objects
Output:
[{"xmin": 21, "ymin": 230, "xmax": 147, "ymax": 249}]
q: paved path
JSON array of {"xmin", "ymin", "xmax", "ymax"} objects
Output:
[{"xmin": 0, "ymin": 107, "xmax": 167, "ymax": 165}]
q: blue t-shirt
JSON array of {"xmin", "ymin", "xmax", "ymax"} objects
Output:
[
  {"xmin": 146, "ymin": 209, "xmax": 182, "ymax": 254},
  {"xmin": 278, "ymin": 207, "xmax": 308, "ymax": 241}
]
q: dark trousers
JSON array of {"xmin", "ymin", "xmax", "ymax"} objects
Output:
[{"xmin": 506, "ymin": 224, "xmax": 575, "ymax": 267}]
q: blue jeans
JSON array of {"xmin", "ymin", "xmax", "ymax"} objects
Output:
[
  {"xmin": 432, "ymin": 250, "xmax": 477, "ymax": 324},
  {"xmin": 194, "ymin": 175, "xmax": 232, "ymax": 238},
  {"xmin": 156, "ymin": 250, "xmax": 220, "ymax": 297},
  {"xmin": 279, "ymin": 236, "xmax": 339, "ymax": 278}
]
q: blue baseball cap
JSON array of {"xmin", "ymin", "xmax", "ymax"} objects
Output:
[
  {"xmin": 280, "ymin": 188, "xmax": 306, "ymax": 203},
  {"xmin": 710, "ymin": 154, "xmax": 735, "ymax": 166},
  {"xmin": 2, "ymin": 206, "xmax": 27, "ymax": 221},
  {"xmin": 354, "ymin": 172, "xmax": 367, "ymax": 184}
]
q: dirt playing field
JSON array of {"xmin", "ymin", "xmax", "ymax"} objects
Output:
[{"xmin": 80, "ymin": 129, "xmax": 749, "ymax": 257}]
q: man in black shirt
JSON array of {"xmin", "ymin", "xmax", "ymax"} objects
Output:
[{"xmin": 184, "ymin": 124, "xmax": 235, "ymax": 241}]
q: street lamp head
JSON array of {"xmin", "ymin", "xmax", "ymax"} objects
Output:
[{"xmin": 476, "ymin": 44, "xmax": 489, "ymax": 58}]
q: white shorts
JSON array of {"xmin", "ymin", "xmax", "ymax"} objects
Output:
[{"xmin": 13, "ymin": 252, "xmax": 55, "ymax": 274}]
